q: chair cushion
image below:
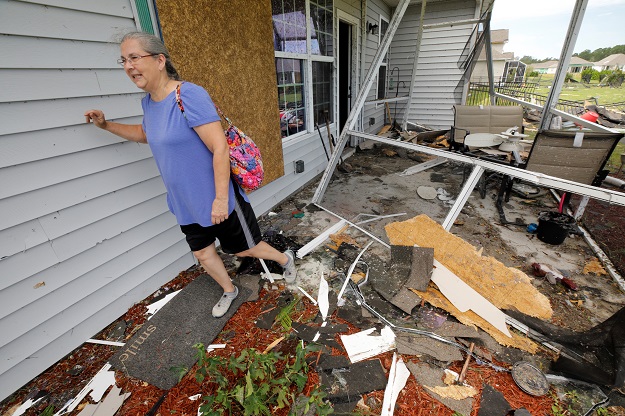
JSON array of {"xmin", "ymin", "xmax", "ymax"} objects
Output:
[{"xmin": 453, "ymin": 105, "xmax": 523, "ymax": 139}]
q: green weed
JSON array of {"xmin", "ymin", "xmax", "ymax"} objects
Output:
[{"xmin": 192, "ymin": 341, "xmax": 333, "ymax": 416}]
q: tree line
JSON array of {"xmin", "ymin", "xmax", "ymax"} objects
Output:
[{"xmin": 519, "ymin": 44, "xmax": 625, "ymax": 64}]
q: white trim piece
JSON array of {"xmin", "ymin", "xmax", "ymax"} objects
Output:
[
  {"xmin": 538, "ymin": 0, "xmax": 588, "ymax": 130},
  {"xmin": 318, "ymin": 268, "xmax": 330, "ymax": 321},
  {"xmin": 551, "ymin": 108, "xmax": 615, "ymax": 133},
  {"xmin": 504, "ymin": 315, "xmax": 561, "ymax": 354},
  {"xmin": 313, "ymin": 204, "xmax": 390, "ymax": 248},
  {"xmin": 381, "ymin": 353, "xmax": 411, "ymax": 416},
  {"xmin": 340, "ymin": 326, "xmax": 396, "ymax": 363},
  {"xmin": 55, "ymin": 363, "xmax": 115, "ymax": 415},
  {"xmin": 146, "ymin": 290, "xmax": 180, "ymax": 319},
  {"xmin": 274, "ymin": 51, "xmax": 307, "ymax": 59},
  {"xmin": 297, "ymin": 286, "xmax": 318, "ymax": 305},
  {"xmin": 337, "ymin": 241, "xmax": 373, "ymax": 306},
  {"xmin": 442, "ymin": 166, "xmax": 485, "ymax": 231},
  {"xmin": 127, "ymin": 0, "xmax": 142, "ymax": 31},
  {"xmin": 431, "ymin": 258, "xmax": 511, "ymax": 337},
  {"xmin": 398, "ymin": 157, "xmax": 447, "ymax": 177},
  {"xmin": 498, "ymin": 89, "xmax": 615, "ymax": 134},
  {"xmin": 344, "ymin": 130, "xmax": 625, "ymax": 207},
  {"xmin": 76, "ymin": 385, "xmax": 130, "ymax": 416},
  {"xmin": 259, "ymin": 259, "xmax": 275, "ymax": 283},
  {"xmin": 422, "ymin": 18, "xmax": 482, "ymax": 29},
  {"xmin": 295, "ymin": 219, "xmax": 347, "ymax": 259},
  {"xmin": 207, "ymin": 344, "xmax": 227, "ymax": 349},
  {"xmin": 574, "ymin": 195, "xmax": 590, "ymax": 219},
  {"xmin": 364, "ymin": 96, "xmax": 410, "ymax": 105},
  {"xmin": 86, "ymin": 339, "xmax": 125, "ymax": 347},
  {"xmin": 355, "ymin": 213, "xmax": 407, "ymax": 225},
  {"xmin": 12, "ymin": 397, "xmax": 44, "ymax": 416}
]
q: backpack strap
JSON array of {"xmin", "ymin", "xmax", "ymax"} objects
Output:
[
  {"xmin": 174, "ymin": 82, "xmax": 187, "ymax": 120},
  {"xmin": 214, "ymin": 105, "xmax": 234, "ymax": 126},
  {"xmin": 175, "ymin": 82, "xmax": 233, "ymax": 126}
]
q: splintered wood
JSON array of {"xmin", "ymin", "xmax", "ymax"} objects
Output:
[{"xmin": 385, "ymin": 215, "xmax": 553, "ymax": 351}]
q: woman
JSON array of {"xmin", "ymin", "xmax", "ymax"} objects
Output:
[{"xmin": 85, "ymin": 32, "xmax": 296, "ymax": 318}]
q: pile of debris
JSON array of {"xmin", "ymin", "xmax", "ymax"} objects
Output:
[
  {"xmin": 3, "ymin": 145, "xmax": 625, "ymax": 416},
  {"xmin": 524, "ymin": 102, "xmax": 625, "ymax": 129}
]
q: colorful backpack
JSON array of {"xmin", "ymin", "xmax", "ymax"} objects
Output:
[{"xmin": 175, "ymin": 83, "xmax": 264, "ymax": 192}]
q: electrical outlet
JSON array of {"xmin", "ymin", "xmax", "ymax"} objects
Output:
[{"xmin": 369, "ymin": 117, "xmax": 375, "ymax": 125}]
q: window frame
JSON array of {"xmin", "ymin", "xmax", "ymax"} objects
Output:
[
  {"xmin": 273, "ymin": 0, "xmax": 335, "ymax": 141},
  {"xmin": 375, "ymin": 15, "xmax": 389, "ymax": 103}
]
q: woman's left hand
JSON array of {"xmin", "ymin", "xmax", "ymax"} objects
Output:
[{"xmin": 212, "ymin": 197, "xmax": 229, "ymax": 224}]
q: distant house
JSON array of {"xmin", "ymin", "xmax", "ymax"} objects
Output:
[
  {"xmin": 532, "ymin": 57, "xmax": 592, "ymax": 75},
  {"xmin": 532, "ymin": 60, "xmax": 558, "ymax": 74},
  {"xmin": 568, "ymin": 56, "xmax": 593, "ymax": 73},
  {"xmin": 470, "ymin": 29, "xmax": 517, "ymax": 82},
  {"xmin": 593, "ymin": 53, "xmax": 625, "ymax": 71}
]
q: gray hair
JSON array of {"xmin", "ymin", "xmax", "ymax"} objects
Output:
[{"xmin": 121, "ymin": 32, "xmax": 181, "ymax": 81}]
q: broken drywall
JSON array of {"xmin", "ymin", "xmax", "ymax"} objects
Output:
[{"xmin": 385, "ymin": 214, "xmax": 552, "ymax": 320}]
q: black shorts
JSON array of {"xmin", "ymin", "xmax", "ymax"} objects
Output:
[{"xmin": 180, "ymin": 189, "xmax": 262, "ymax": 254}]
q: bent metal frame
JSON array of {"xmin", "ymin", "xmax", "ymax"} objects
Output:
[{"xmin": 312, "ymin": 0, "xmax": 625, "ymax": 233}]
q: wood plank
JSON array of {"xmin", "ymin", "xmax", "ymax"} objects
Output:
[
  {"xmin": 0, "ymin": 214, "xmax": 178, "ymax": 321},
  {"xmin": 0, "ymin": 1, "xmax": 136, "ymax": 41},
  {"xmin": 0, "ymin": 119, "xmax": 137, "ymax": 169},
  {"xmin": 0, "ymin": 69, "xmax": 137, "ymax": 103},
  {"xmin": 0, "ymin": 158, "xmax": 161, "ymax": 230},
  {"xmin": 0, "ymin": 235, "xmax": 189, "ymax": 372},
  {"xmin": 384, "ymin": 215, "xmax": 553, "ymax": 320},
  {"xmin": 18, "ymin": 0, "xmax": 135, "ymax": 18},
  {"xmin": 0, "ymin": 94, "xmax": 144, "ymax": 136},
  {"xmin": 0, "ymin": 141, "xmax": 153, "ymax": 200},
  {"xmin": 38, "ymin": 177, "xmax": 165, "ymax": 240},
  {"xmin": 1, "ymin": 35, "xmax": 121, "ymax": 69},
  {"xmin": 0, "ymin": 251, "xmax": 193, "ymax": 402}
]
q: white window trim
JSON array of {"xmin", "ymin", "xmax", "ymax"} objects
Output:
[
  {"xmin": 277, "ymin": 0, "xmax": 336, "ymax": 142},
  {"xmin": 375, "ymin": 15, "xmax": 390, "ymax": 108},
  {"xmin": 336, "ymin": 9, "xmax": 361, "ymax": 137}
]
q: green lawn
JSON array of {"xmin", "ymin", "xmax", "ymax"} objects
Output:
[
  {"xmin": 607, "ymin": 142, "xmax": 625, "ymax": 174},
  {"xmin": 528, "ymin": 74, "xmax": 625, "ymax": 105}
]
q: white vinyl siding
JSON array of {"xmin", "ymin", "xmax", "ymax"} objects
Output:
[
  {"xmin": 0, "ymin": 0, "xmax": 193, "ymax": 401},
  {"xmin": 390, "ymin": 0, "xmax": 476, "ymax": 129}
]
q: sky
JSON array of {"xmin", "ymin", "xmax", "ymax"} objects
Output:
[{"xmin": 490, "ymin": 0, "xmax": 625, "ymax": 60}]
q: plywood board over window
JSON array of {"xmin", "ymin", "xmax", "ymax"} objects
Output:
[{"xmin": 155, "ymin": 0, "xmax": 284, "ymax": 185}]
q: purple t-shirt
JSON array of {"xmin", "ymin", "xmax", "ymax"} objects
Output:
[{"xmin": 142, "ymin": 82, "xmax": 242, "ymax": 226}]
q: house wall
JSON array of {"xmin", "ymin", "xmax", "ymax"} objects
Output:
[
  {"xmin": 470, "ymin": 60, "xmax": 507, "ymax": 82},
  {"xmin": 389, "ymin": 0, "xmax": 477, "ymax": 129}
]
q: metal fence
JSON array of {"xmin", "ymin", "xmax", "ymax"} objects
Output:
[
  {"xmin": 604, "ymin": 101, "xmax": 625, "ymax": 112},
  {"xmin": 466, "ymin": 82, "xmax": 586, "ymax": 116}
]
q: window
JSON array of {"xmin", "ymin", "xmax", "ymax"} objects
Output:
[
  {"xmin": 277, "ymin": 58, "xmax": 306, "ymax": 136},
  {"xmin": 272, "ymin": 0, "xmax": 334, "ymax": 139},
  {"xmin": 376, "ymin": 17, "xmax": 389, "ymax": 101}
]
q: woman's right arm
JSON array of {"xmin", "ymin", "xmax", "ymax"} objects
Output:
[{"xmin": 84, "ymin": 110, "xmax": 147, "ymax": 143}]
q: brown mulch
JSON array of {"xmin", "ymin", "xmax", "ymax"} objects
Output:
[
  {"xmin": 580, "ymin": 196, "xmax": 625, "ymax": 277},
  {"xmin": 0, "ymin": 265, "xmax": 558, "ymax": 416}
]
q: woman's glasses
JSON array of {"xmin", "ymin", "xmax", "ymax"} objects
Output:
[{"xmin": 117, "ymin": 54, "xmax": 159, "ymax": 66}]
